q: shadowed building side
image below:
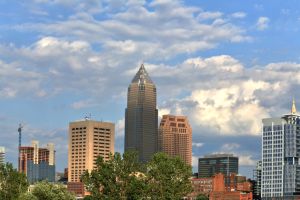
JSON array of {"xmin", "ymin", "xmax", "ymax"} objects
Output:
[{"xmin": 125, "ymin": 64, "xmax": 158, "ymax": 163}]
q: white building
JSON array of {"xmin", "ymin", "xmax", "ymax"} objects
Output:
[
  {"xmin": 262, "ymin": 100, "xmax": 300, "ymax": 199},
  {"xmin": 0, "ymin": 146, "xmax": 4, "ymax": 164}
]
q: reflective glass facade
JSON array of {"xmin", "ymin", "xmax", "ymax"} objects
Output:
[{"xmin": 262, "ymin": 114, "xmax": 300, "ymax": 199}]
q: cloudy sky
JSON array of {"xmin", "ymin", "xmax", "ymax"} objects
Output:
[{"xmin": 1, "ymin": 0, "xmax": 300, "ymax": 178}]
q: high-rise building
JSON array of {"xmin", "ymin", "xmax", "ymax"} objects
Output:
[
  {"xmin": 68, "ymin": 119, "xmax": 115, "ymax": 183},
  {"xmin": 0, "ymin": 146, "xmax": 5, "ymax": 164},
  {"xmin": 19, "ymin": 140, "xmax": 55, "ymax": 183},
  {"xmin": 125, "ymin": 64, "xmax": 158, "ymax": 163},
  {"xmin": 198, "ymin": 154, "xmax": 239, "ymax": 178},
  {"xmin": 253, "ymin": 160, "xmax": 262, "ymax": 199},
  {"xmin": 261, "ymin": 100, "xmax": 300, "ymax": 199},
  {"xmin": 159, "ymin": 115, "xmax": 192, "ymax": 165}
]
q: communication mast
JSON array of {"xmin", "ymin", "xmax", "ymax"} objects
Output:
[{"xmin": 18, "ymin": 123, "xmax": 23, "ymax": 171}]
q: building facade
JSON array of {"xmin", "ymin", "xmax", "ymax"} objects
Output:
[
  {"xmin": 0, "ymin": 146, "xmax": 5, "ymax": 165},
  {"xmin": 253, "ymin": 160, "xmax": 262, "ymax": 199},
  {"xmin": 125, "ymin": 64, "xmax": 158, "ymax": 163},
  {"xmin": 261, "ymin": 100, "xmax": 300, "ymax": 199},
  {"xmin": 19, "ymin": 141, "xmax": 55, "ymax": 183},
  {"xmin": 187, "ymin": 173, "xmax": 253, "ymax": 200},
  {"xmin": 198, "ymin": 154, "xmax": 239, "ymax": 178},
  {"xmin": 159, "ymin": 115, "xmax": 192, "ymax": 165},
  {"xmin": 68, "ymin": 119, "xmax": 115, "ymax": 183}
]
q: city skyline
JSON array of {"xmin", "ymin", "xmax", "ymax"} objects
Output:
[{"xmin": 1, "ymin": 0, "xmax": 300, "ymax": 178}]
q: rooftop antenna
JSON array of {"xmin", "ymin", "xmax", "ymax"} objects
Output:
[
  {"xmin": 18, "ymin": 123, "xmax": 23, "ymax": 171},
  {"xmin": 84, "ymin": 113, "xmax": 92, "ymax": 121}
]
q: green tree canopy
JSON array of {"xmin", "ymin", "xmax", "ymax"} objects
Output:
[
  {"xmin": 146, "ymin": 152, "xmax": 193, "ymax": 200},
  {"xmin": 0, "ymin": 163, "xmax": 29, "ymax": 200},
  {"xmin": 196, "ymin": 194, "xmax": 209, "ymax": 200},
  {"xmin": 82, "ymin": 151, "xmax": 193, "ymax": 200},
  {"xmin": 29, "ymin": 181, "xmax": 75, "ymax": 200},
  {"xmin": 82, "ymin": 151, "xmax": 146, "ymax": 200}
]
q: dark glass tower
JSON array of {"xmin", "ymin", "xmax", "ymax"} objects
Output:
[
  {"xmin": 198, "ymin": 154, "xmax": 239, "ymax": 178},
  {"xmin": 125, "ymin": 64, "xmax": 158, "ymax": 162}
]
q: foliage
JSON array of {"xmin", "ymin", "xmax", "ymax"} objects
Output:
[
  {"xmin": 0, "ymin": 163, "xmax": 29, "ymax": 200},
  {"xmin": 82, "ymin": 151, "xmax": 146, "ymax": 200},
  {"xmin": 82, "ymin": 151, "xmax": 193, "ymax": 200},
  {"xmin": 146, "ymin": 152, "xmax": 193, "ymax": 200},
  {"xmin": 30, "ymin": 181, "xmax": 75, "ymax": 200},
  {"xmin": 18, "ymin": 192, "xmax": 38, "ymax": 200},
  {"xmin": 196, "ymin": 194, "xmax": 209, "ymax": 200}
]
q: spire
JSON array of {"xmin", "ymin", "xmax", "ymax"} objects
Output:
[
  {"xmin": 131, "ymin": 64, "xmax": 153, "ymax": 84},
  {"xmin": 291, "ymin": 98, "xmax": 297, "ymax": 114}
]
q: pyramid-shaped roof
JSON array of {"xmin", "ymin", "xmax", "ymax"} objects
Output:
[{"xmin": 131, "ymin": 64, "xmax": 153, "ymax": 84}]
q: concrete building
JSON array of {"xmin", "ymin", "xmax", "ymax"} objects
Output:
[
  {"xmin": 68, "ymin": 119, "xmax": 114, "ymax": 196},
  {"xmin": 159, "ymin": 115, "xmax": 192, "ymax": 165},
  {"xmin": 261, "ymin": 100, "xmax": 300, "ymax": 199},
  {"xmin": 0, "ymin": 146, "xmax": 5, "ymax": 164},
  {"xmin": 19, "ymin": 140, "xmax": 55, "ymax": 183},
  {"xmin": 198, "ymin": 154, "xmax": 239, "ymax": 178},
  {"xmin": 125, "ymin": 64, "xmax": 158, "ymax": 163}
]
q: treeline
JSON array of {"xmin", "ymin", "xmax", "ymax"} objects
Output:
[{"xmin": 0, "ymin": 152, "xmax": 193, "ymax": 200}]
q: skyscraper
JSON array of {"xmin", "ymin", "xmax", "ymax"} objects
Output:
[
  {"xmin": 159, "ymin": 115, "xmax": 192, "ymax": 165},
  {"xmin": 0, "ymin": 146, "xmax": 5, "ymax": 165},
  {"xmin": 261, "ymin": 100, "xmax": 300, "ymax": 199},
  {"xmin": 125, "ymin": 64, "xmax": 158, "ymax": 163},
  {"xmin": 68, "ymin": 119, "xmax": 115, "ymax": 197},
  {"xmin": 68, "ymin": 119, "xmax": 115, "ymax": 183},
  {"xmin": 253, "ymin": 161, "xmax": 262, "ymax": 199},
  {"xmin": 198, "ymin": 154, "xmax": 239, "ymax": 178},
  {"xmin": 19, "ymin": 140, "xmax": 55, "ymax": 183}
]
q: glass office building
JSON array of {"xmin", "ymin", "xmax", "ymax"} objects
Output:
[
  {"xmin": 261, "ymin": 100, "xmax": 300, "ymax": 199},
  {"xmin": 198, "ymin": 154, "xmax": 238, "ymax": 178}
]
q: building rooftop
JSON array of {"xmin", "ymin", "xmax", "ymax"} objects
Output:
[
  {"xmin": 203, "ymin": 153, "xmax": 236, "ymax": 158},
  {"xmin": 131, "ymin": 64, "xmax": 153, "ymax": 84}
]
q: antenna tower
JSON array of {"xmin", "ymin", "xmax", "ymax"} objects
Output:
[{"xmin": 18, "ymin": 123, "xmax": 23, "ymax": 171}]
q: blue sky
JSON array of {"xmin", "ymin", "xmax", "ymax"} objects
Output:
[{"xmin": 1, "ymin": 0, "xmax": 300, "ymax": 178}]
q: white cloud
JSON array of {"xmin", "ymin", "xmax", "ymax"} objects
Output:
[
  {"xmin": 15, "ymin": 0, "xmax": 249, "ymax": 61},
  {"xmin": 221, "ymin": 143, "xmax": 240, "ymax": 151},
  {"xmin": 197, "ymin": 11, "xmax": 223, "ymax": 21},
  {"xmin": 239, "ymin": 154, "xmax": 256, "ymax": 166},
  {"xmin": 115, "ymin": 118, "xmax": 125, "ymax": 138},
  {"xmin": 256, "ymin": 16, "xmax": 270, "ymax": 30},
  {"xmin": 192, "ymin": 142, "xmax": 204, "ymax": 148},
  {"xmin": 231, "ymin": 12, "xmax": 246, "ymax": 18}
]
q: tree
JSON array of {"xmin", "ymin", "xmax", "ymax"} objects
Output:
[
  {"xmin": 0, "ymin": 163, "xmax": 29, "ymax": 200},
  {"xmin": 18, "ymin": 192, "xmax": 38, "ymax": 200},
  {"xmin": 196, "ymin": 194, "xmax": 209, "ymax": 200},
  {"xmin": 82, "ymin": 151, "xmax": 193, "ymax": 200},
  {"xmin": 29, "ymin": 181, "xmax": 75, "ymax": 200},
  {"xmin": 82, "ymin": 151, "xmax": 146, "ymax": 200},
  {"xmin": 146, "ymin": 152, "xmax": 193, "ymax": 200}
]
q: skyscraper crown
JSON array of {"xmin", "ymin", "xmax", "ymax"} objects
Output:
[
  {"xmin": 291, "ymin": 98, "xmax": 297, "ymax": 114},
  {"xmin": 131, "ymin": 64, "xmax": 153, "ymax": 84}
]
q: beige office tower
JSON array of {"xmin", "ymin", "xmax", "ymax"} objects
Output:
[
  {"xmin": 125, "ymin": 64, "xmax": 158, "ymax": 163},
  {"xmin": 159, "ymin": 115, "xmax": 192, "ymax": 166},
  {"xmin": 68, "ymin": 119, "xmax": 115, "ymax": 182},
  {"xmin": 0, "ymin": 146, "xmax": 5, "ymax": 164}
]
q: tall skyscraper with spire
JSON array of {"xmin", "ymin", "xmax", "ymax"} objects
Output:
[
  {"xmin": 261, "ymin": 99, "xmax": 300, "ymax": 199},
  {"xmin": 125, "ymin": 64, "xmax": 158, "ymax": 162}
]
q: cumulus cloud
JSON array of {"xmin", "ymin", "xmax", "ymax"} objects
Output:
[
  {"xmin": 256, "ymin": 16, "xmax": 270, "ymax": 30},
  {"xmin": 14, "ymin": 0, "xmax": 249, "ymax": 61}
]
